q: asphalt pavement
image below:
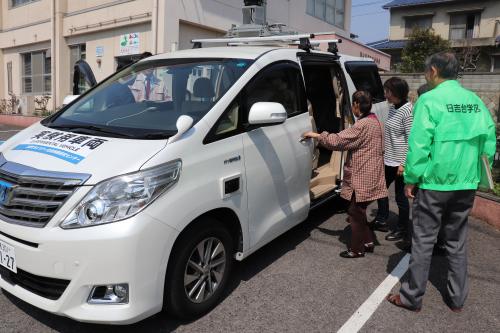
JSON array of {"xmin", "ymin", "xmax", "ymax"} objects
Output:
[
  {"xmin": 0, "ymin": 125, "xmax": 499, "ymax": 333},
  {"xmin": 0, "ymin": 123, "xmax": 23, "ymax": 141}
]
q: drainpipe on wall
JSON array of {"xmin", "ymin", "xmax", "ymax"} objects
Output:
[
  {"xmin": 50, "ymin": 0, "xmax": 56, "ymax": 113},
  {"xmin": 152, "ymin": 0, "xmax": 159, "ymax": 54}
]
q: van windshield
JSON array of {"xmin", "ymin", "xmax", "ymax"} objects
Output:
[{"xmin": 44, "ymin": 58, "xmax": 253, "ymax": 139}]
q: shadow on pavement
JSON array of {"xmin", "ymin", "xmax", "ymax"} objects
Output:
[
  {"xmin": 1, "ymin": 196, "xmax": 349, "ymax": 333},
  {"xmin": 386, "ymin": 251, "xmax": 407, "ymax": 275}
]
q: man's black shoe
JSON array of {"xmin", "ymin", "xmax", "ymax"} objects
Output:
[
  {"xmin": 397, "ymin": 240, "xmax": 411, "ymax": 253},
  {"xmin": 371, "ymin": 220, "xmax": 389, "ymax": 232},
  {"xmin": 385, "ymin": 230, "xmax": 406, "ymax": 241}
]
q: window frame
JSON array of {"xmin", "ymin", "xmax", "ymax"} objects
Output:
[
  {"xmin": 69, "ymin": 44, "xmax": 89, "ymax": 94},
  {"xmin": 7, "ymin": 61, "xmax": 13, "ymax": 94},
  {"xmin": 449, "ymin": 12, "xmax": 481, "ymax": 40},
  {"xmin": 306, "ymin": 0, "xmax": 345, "ymax": 29},
  {"xmin": 21, "ymin": 49, "xmax": 51, "ymax": 95},
  {"xmin": 204, "ymin": 61, "xmax": 307, "ymax": 145},
  {"xmin": 404, "ymin": 15, "xmax": 433, "ymax": 37},
  {"xmin": 9, "ymin": 0, "xmax": 39, "ymax": 9}
]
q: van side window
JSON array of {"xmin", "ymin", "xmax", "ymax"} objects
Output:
[
  {"xmin": 204, "ymin": 62, "xmax": 307, "ymax": 145},
  {"xmin": 214, "ymin": 101, "xmax": 239, "ymax": 135},
  {"xmin": 344, "ymin": 61, "xmax": 385, "ymax": 102},
  {"xmin": 204, "ymin": 96, "xmax": 243, "ymax": 144},
  {"xmin": 245, "ymin": 62, "xmax": 306, "ymax": 117}
]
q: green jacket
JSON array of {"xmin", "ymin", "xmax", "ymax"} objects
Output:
[{"xmin": 404, "ymin": 80, "xmax": 496, "ymax": 191}]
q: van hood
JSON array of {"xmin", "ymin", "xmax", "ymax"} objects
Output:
[{"xmin": 0, "ymin": 123, "xmax": 167, "ymax": 185}]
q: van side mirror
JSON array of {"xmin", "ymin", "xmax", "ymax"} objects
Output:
[
  {"xmin": 167, "ymin": 115, "xmax": 194, "ymax": 144},
  {"xmin": 248, "ymin": 102, "xmax": 287, "ymax": 125}
]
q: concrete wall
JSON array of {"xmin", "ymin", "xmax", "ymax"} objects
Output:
[
  {"xmin": 1, "ymin": 0, "xmax": 51, "ymax": 30},
  {"xmin": 389, "ymin": 0, "xmax": 500, "ymax": 41},
  {"xmin": 379, "ymin": 73, "xmax": 500, "ymax": 121}
]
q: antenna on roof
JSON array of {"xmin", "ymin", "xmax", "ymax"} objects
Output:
[{"xmin": 226, "ymin": 0, "xmax": 297, "ymax": 38}]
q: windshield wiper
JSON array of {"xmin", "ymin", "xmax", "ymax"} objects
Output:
[
  {"xmin": 134, "ymin": 131, "xmax": 175, "ymax": 140},
  {"xmin": 48, "ymin": 124, "xmax": 134, "ymax": 138}
]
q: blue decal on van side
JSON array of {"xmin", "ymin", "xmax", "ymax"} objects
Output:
[{"xmin": 13, "ymin": 144, "xmax": 85, "ymax": 164}]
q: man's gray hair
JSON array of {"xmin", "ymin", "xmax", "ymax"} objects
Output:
[{"xmin": 424, "ymin": 51, "xmax": 459, "ymax": 79}]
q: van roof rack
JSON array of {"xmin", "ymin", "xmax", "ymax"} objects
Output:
[{"xmin": 191, "ymin": 32, "xmax": 342, "ymax": 54}]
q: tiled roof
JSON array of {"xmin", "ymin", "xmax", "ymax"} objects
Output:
[
  {"xmin": 383, "ymin": 0, "xmax": 458, "ymax": 9},
  {"xmin": 367, "ymin": 39, "xmax": 407, "ymax": 49},
  {"xmin": 366, "ymin": 39, "xmax": 389, "ymax": 46}
]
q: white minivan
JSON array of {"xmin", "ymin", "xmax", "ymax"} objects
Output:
[{"xmin": 0, "ymin": 41, "xmax": 386, "ymax": 324}]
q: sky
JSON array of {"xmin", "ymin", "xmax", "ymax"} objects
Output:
[{"xmin": 351, "ymin": 0, "xmax": 391, "ymax": 43}]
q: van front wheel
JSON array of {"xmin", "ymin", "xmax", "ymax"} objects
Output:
[{"xmin": 165, "ymin": 219, "xmax": 234, "ymax": 318}]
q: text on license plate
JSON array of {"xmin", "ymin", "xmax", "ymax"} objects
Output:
[{"xmin": 0, "ymin": 240, "xmax": 17, "ymax": 273}]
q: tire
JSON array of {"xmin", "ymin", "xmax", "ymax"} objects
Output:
[{"xmin": 164, "ymin": 218, "xmax": 234, "ymax": 319}]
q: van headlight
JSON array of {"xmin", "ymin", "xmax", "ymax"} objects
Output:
[{"xmin": 60, "ymin": 160, "xmax": 182, "ymax": 229}]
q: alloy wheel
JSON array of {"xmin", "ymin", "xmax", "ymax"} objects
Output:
[{"xmin": 183, "ymin": 237, "xmax": 226, "ymax": 303}]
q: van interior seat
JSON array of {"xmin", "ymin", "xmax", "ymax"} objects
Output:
[
  {"xmin": 310, "ymin": 150, "xmax": 342, "ymax": 200},
  {"xmin": 308, "ymin": 102, "xmax": 319, "ymax": 170},
  {"xmin": 193, "ymin": 77, "xmax": 215, "ymax": 99},
  {"xmin": 332, "ymin": 76, "xmax": 342, "ymax": 118},
  {"xmin": 182, "ymin": 77, "xmax": 215, "ymax": 118}
]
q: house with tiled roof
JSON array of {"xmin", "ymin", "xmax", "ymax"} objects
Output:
[{"xmin": 368, "ymin": 0, "xmax": 500, "ymax": 71}]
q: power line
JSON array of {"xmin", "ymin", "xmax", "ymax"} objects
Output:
[{"xmin": 352, "ymin": 0, "xmax": 387, "ymax": 7}]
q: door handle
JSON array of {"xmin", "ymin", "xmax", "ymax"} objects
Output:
[{"xmin": 299, "ymin": 137, "xmax": 311, "ymax": 144}]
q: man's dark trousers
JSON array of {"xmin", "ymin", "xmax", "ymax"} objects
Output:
[
  {"xmin": 375, "ymin": 165, "xmax": 410, "ymax": 234},
  {"xmin": 400, "ymin": 188, "xmax": 476, "ymax": 309}
]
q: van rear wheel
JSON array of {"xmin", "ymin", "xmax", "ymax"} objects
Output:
[{"xmin": 165, "ymin": 218, "xmax": 234, "ymax": 318}]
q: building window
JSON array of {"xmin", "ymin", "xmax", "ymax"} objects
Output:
[
  {"xmin": 307, "ymin": 0, "xmax": 345, "ymax": 29},
  {"xmin": 7, "ymin": 62, "xmax": 12, "ymax": 94},
  {"xmin": 70, "ymin": 44, "xmax": 89, "ymax": 94},
  {"xmin": 22, "ymin": 50, "xmax": 51, "ymax": 94},
  {"xmin": 449, "ymin": 12, "xmax": 480, "ymax": 40},
  {"xmin": 10, "ymin": 0, "xmax": 38, "ymax": 8},
  {"xmin": 404, "ymin": 16, "xmax": 432, "ymax": 37}
]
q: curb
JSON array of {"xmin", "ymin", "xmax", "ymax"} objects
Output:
[
  {"xmin": 471, "ymin": 194, "xmax": 500, "ymax": 230},
  {"xmin": 0, "ymin": 115, "xmax": 42, "ymax": 128}
]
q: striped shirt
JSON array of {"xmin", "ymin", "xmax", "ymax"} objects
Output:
[{"xmin": 384, "ymin": 101, "xmax": 413, "ymax": 166}]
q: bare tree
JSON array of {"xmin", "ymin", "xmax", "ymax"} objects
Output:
[{"xmin": 457, "ymin": 39, "xmax": 481, "ymax": 72}]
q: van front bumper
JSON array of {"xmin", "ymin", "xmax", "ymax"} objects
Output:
[{"xmin": 0, "ymin": 213, "xmax": 179, "ymax": 324}]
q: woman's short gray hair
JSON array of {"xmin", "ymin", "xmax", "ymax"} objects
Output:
[{"xmin": 424, "ymin": 52, "xmax": 459, "ymax": 79}]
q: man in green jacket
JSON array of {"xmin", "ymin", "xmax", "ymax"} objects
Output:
[{"xmin": 387, "ymin": 52, "xmax": 496, "ymax": 312}]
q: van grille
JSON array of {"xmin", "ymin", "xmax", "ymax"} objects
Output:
[
  {"xmin": 0, "ymin": 154, "xmax": 90, "ymax": 228},
  {"xmin": 0, "ymin": 265, "xmax": 70, "ymax": 300}
]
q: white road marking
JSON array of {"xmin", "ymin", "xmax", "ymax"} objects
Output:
[{"xmin": 337, "ymin": 253, "xmax": 410, "ymax": 333}]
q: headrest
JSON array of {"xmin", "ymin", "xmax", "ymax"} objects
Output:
[{"xmin": 193, "ymin": 77, "xmax": 215, "ymax": 98}]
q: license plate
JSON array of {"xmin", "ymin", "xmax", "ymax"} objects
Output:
[{"xmin": 0, "ymin": 239, "xmax": 17, "ymax": 273}]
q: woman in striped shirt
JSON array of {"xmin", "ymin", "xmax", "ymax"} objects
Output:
[{"xmin": 372, "ymin": 77, "xmax": 413, "ymax": 244}]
